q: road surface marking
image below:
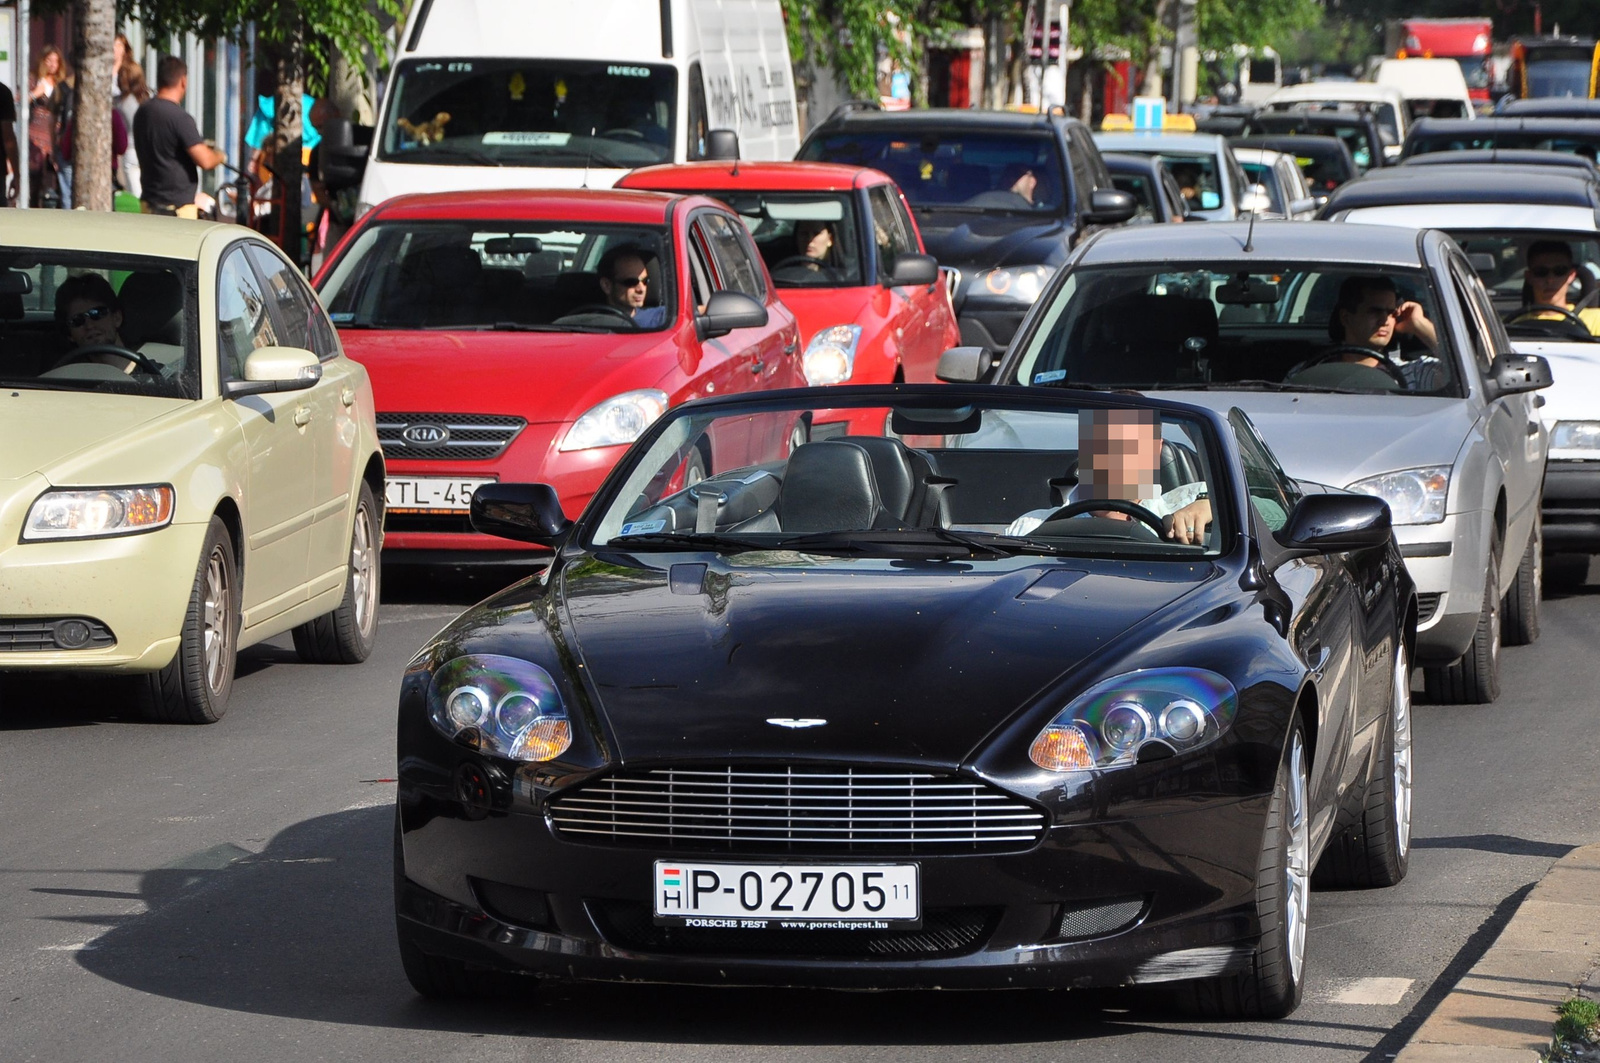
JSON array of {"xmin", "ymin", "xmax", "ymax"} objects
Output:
[{"xmin": 1324, "ymin": 977, "xmax": 1414, "ymax": 1005}]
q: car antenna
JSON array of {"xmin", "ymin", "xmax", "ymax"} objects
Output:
[
  {"xmin": 1242, "ymin": 206, "xmax": 1258, "ymax": 253},
  {"xmin": 582, "ymin": 127, "xmax": 595, "ymax": 189}
]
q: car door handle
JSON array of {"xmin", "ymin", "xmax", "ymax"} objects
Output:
[
  {"xmin": 294, "ymin": 406, "xmax": 313, "ymax": 427},
  {"xmin": 1308, "ymin": 644, "xmax": 1332, "ymax": 677},
  {"xmin": 750, "ymin": 360, "xmax": 766, "ymax": 375},
  {"xmin": 341, "ymin": 386, "xmax": 356, "ymax": 408}
]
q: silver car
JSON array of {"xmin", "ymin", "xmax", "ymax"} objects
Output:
[
  {"xmin": 1092, "ymin": 131, "xmax": 1253, "ymax": 221},
  {"xmin": 946, "ymin": 221, "xmax": 1551, "ymax": 703}
]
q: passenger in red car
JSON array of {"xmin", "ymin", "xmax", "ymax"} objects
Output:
[{"xmin": 597, "ymin": 245, "xmax": 666, "ymax": 329}]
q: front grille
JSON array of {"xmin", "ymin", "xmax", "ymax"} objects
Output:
[
  {"xmin": 0, "ymin": 618, "xmax": 115, "ymax": 652},
  {"xmin": 376, "ymin": 412, "xmax": 526, "ymax": 461},
  {"xmin": 549, "ymin": 766, "xmax": 1047, "ymax": 854},
  {"xmin": 1417, "ymin": 592, "xmax": 1442, "ymax": 624},
  {"xmin": 589, "ymin": 899, "xmax": 999, "ymax": 958}
]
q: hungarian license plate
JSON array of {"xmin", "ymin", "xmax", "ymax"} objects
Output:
[
  {"xmin": 653, "ymin": 861, "xmax": 920, "ymax": 927},
  {"xmin": 384, "ymin": 477, "xmax": 494, "ymax": 513}
]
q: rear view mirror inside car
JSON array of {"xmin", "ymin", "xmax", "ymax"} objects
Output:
[
  {"xmin": 1216, "ymin": 277, "xmax": 1280, "ymax": 305},
  {"xmin": 1466, "ymin": 252, "xmax": 1497, "ymax": 277},
  {"xmin": 765, "ymin": 200, "xmax": 845, "ymax": 222},
  {"xmin": 0, "ymin": 270, "xmax": 33, "ymax": 296},
  {"xmin": 484, "ymin": 236, "xmax": 545, "ymax": 256}
]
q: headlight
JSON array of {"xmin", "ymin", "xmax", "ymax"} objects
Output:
[
  {"xmin": 1346, "ymin": 466, "xmax": 1450, "ymax": 525},
  {"xmin": 802, "ymin": 324, "xmax": 863, "ymax": 386},
  {"xmin": 1550, "ymin": 420, "xmax": 1600, "ymax": 459},
  {"xmin": 975, "ymin": 264, "xmax": 1056, "ymax": 304},
  {"xmin": 23, "ymin": 485, "xmax": 175, "ymax": 541},
  {"xmin": 427, "ymin": 654, "xmax": 571, "ymax": 762},
  {"xmin": 559, "ymin": 389, "xmax": 670, "ymax": 451},
  {"xmin": 1029, "ymin": 668, "xmax": 1238, "ymax": 772}
]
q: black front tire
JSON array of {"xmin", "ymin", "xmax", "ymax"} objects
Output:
[
  {"xmin": 292, "ymin": 482, "xmax": 380, "ymax": 664},
  {"xmin": 140, "ymin": 516, "xmax": 236, "ymax": 723},
  {"xmin": 1423, "ymin": 548, "xmax": 1501, "ymax": 704},
  {"xmin": 1502, "ymin": 515, "xmax": 1540, "ymax": 646}
]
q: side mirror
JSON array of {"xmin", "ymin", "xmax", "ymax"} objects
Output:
[
  {"xmin": 1487, "ymin": 352, "xmax": 1554, "ymax": 396},
  {"xmin": 1278, "ymin": 494, "xmax": 1392, "ymax": 554},
  {"xmin": 886, "ymin": 253, "xmax": 939, "ymax": 288},
  {"xmin": 1287, "ymin": 196, "xmax": 1319, "ymax": 216},
  {"xmin": 222, "ymin": 346, "xmax": 322, "ymax": 398},
  {"xmin": 469, "ymin": 483, "xmax": 572, "ymax": 546},
  {"xmin": 706, "ymin": 129, "xmax": 740, "ymax": 161},
  {"xmin": 318, "ymin": 118, "xmax": 371, "ymax": 191},
  {"xmin": 1085, "ymin": 188, "xmax": 1138, "ymax": 225},
  {"xmin": 697, "ymin": 290, "xmax": 768, "ymax": 340},
  {"xmin": 935, "ymin": 345, "xmax": 995, "ymax": 384}
]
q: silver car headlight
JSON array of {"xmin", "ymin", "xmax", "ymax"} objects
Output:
[
  {"xmin": 1346, "ymin": 466, "xmax": 1450, "ymax": 525},
  {"xmin": 1549, "ymin": 420, "xmax": 1600, "ymax": 460},
  {"xmin": 427, "ymin": 654, "xmax": 572, "ymax": 762},
  {"xmin": 23, "ymin": 485, "xmax": 175, "ymax": 541},
  {"xmin": 1029, "ymin": 669, "xmax": 1238, "ymax": 772},
  {"xmin": 802, "ymin": 325, "xmax": 863, "ymax": 386},
  {"xmin": 975, "ymin": 264, "xmax": 1057, "ymax": 304},
  {"xmin": 559, "ymin": 389, "xmax": 670, "ymax": 451}
]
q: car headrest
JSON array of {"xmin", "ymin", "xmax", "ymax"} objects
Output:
[
  {"xmin": 118, "ymin": 271, "xmax": 185, "ymax": 348},
  {"xmin": 775, "ymin": 441, "xmax": 887, "ymax": 534},
  {"xmin": 833, "ymin": 436, "xmax": 924, "ymax": 521},
  {"xmin": 415, "ymin": 246, "xmax": 482, "ymax": 288},
  {"xmin": 1069, "ymin": 292, "xmax": 1218, "ymax": 385}
]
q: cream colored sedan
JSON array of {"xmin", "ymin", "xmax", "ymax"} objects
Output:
[{"xmin": 0, "ymin": 211, "xmax": 385, "ymax": 722}]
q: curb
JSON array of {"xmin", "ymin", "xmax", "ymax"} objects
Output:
[{"xmin": 1395, "ymin": 842, "xmax": 1600, "ymax": 1062}]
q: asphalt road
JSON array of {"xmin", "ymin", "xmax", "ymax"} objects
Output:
[{"xmin": 2, "ymin": 560, "xmax": 1598, "ymax": 1063}]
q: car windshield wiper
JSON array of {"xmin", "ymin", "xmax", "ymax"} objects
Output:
[
  {"xmin": 1141, "ymin": 380, "xmax": 1375, "ymax": 395},
  {"xmin": 778, "ymin": 528, "xmax": 1083, "ymax": 559},
  {"xmin": 914, "ymin": 204, "xmax": 1040, "ymax": 215},
  {"xmin": 606, "ymin": 531, "xmax": 775, "ymax": 553},
  {"xmin": 401, "ymin": 145, "xmax": 504, "ymax": 167}
]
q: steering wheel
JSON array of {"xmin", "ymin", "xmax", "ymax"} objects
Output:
[
  {"xmin": 1038, "ymin": 498, "xmax": 1167, "ymax": 537},
  {"xmin": 1291, "ymin": 346, "xmax": 1409, "ymax": 388},
  {"xmin": 55, "ymin": 344, "xmax": 166, "ymax": 376},
  {"xmin": 557, "ymin": 304, "xmax": 639, "ymax": 327},
  {"xmin": 600, "ymin": 128, "xmax": 646, "ymax": 140},
  {"xmin": 1504, "ymin": 303, "xmax": 1591, "ymax": 336},
  {"xmin": 771, "ymin": 255, "xmax": 828, "ymax": 273}
]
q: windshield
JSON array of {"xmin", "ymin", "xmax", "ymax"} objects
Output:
[
  {"xmin": 1011, "ymin": 263, "xmax": 1463, "ymax": 397},
  {"xmin": 1267, "ymin": 99, "xmax": 1400, "ymax": 145},
  {"xmin": 0, "ymin": 251, "xmax": 197, "ymax": 398},
  {"xmin": 1407, "ymin": 128, "xmax": 1600, "ymax": 158},
  {"xmin": 586, "ymin": 392, "xmax": 1228, "ymax": 559},
  {"xmin": 1449, "ymin": 230, "xmax": 1600, "ymax": 321},
  {"xmin": 1526, "ymin": 60, "xmax": 1593, "ymax": 98},
  {"xmin": 1456, "ymin": 57, "xmax": 1491, "ymax": 91},
  {"xmin": 663, "ymin": 190, "xmax": 865, "ymax": 288},
  {"xmin": 800, "ymin": 131, "xmax": 1065, "ymax": 212},
  {"xmin": 317, "ymin": 221, "xmax": 674, "ymax": 332},
  {"xmin": 379, "ymin": 58, "xmax": 676, "ymax": 169},
  {"xmin": 1240, "ymin": 162, "xmax": 1285, "ymax": 212}
]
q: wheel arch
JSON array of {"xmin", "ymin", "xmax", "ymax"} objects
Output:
[{"xmin": 213, "ymin": 496, "xmax": 244, "ymax": 583}]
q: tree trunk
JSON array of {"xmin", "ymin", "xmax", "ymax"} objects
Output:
[
  {"xmin": 72, "ymin": 0, "xmax": 116, "ymax": 212},
  {"xmin": 271, "ymin": 17, "xmax": 306, "ymax": 266}
]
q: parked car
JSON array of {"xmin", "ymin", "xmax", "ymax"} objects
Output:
[
  {"xmin": 1261, "ymin": 81, "xmax": 1411, "ymax": 162},
  {"xmin": 0, "ymin": 211, "xmax": 385, "ymax": 722},
  {"xmin": 614, "ymin": 159, "xmax": 961, "ymax": 414},
  {"xmin": 313, "ymin": 189, "xmax": 803, "ymax": 565},
  {"xmin": 1230, "ymin": 134, "xmax": 1360, "ymax": 194},
  {"xmin": 1247, "ymin": 110, "xmax": 1389, "ymax": 173},
  {"xmin": 950, "ymin": 220, "xmax": 1552, "ymax": 703},
  {"xmin": 1232, "ymin": 147, "xmax": 1320, "ymax": 219},
  {"xmin": 1092, "ymin": 131, "xmax": 1253, "ymax": 221},
  {"xmin": 1374, "ymin": 58, "xmax": 1477, "ymax": 121},
  {"xmin": 797, "ymin": 107, "xmax": 1137, "ymax": 353},
  {"xmin": 1401, "ymin": 117, "xmax": 1600, "ymax": 161},
  {"xmin": 1103, "ymin": 152, "xmax": 1191, "ymax": 224},
  {"xmin": 393, "ymin": 383, "xmax": 1415, "ymax": 1020},
  {"xmin": 1399, "ymin": 149, "xmax": 1600, "ymax": 177}
]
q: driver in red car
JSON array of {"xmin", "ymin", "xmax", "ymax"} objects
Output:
[
  {"xmin": 1006, "ymin": 407, "xmax": 1213, "ymax": 544},
  {"xmin": 597, "ymin": 245, "xmax": 668, "ymax": 329}
]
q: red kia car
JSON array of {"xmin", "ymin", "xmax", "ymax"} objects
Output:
[
  {"xmin": 616, "ymin": 161, "xmax": 961, "ymax": 437},
  {"xmin": 313, "ymin": 189, "xmax": 803, "ymax": 564}
]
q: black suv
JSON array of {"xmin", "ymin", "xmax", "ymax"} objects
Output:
[{"xmin": 798, "ymin": 107, "xmax": 1136, "ymax": 352}]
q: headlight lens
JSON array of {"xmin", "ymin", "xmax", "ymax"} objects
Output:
[
  {"xmin": 559, "ymin": 389, "xmax": 670, "ymax": 451},
  {"xmin": 1346, "ymin": 466, "xmax": 1450, "ymax": 525},
  {"xmin": 802, "ymin": 324, "xmax": 863, "ymax": 386},
  {"xmin": 1550, "ymin": 420, "xmax": 1600, "ymax": 459},
  {"xmin": 23, "ymin": 485, "xmax": 175, "ymax": 541},
  {"xmin": 427, "ymin": 654, "xmax": 572, "ymax": 761},
  {"xmin": 1029, "ymin": 669, "xmax": 1238, "ymax": 772},
  {"xmin": 976, "ymin": 264, "xmax": 1056, "ymax": 304}
]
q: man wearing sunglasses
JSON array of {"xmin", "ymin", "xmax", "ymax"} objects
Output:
[
  {"xmin": 596, "ymin": 245, "xmax": 666, "ymax": 329},
  {"xmin": 52, "ymin": 274, "xmax": 135, "ymax": 372},
  {"xmin": 1288, "ymin": 274, "xmax": 1445, "ymax": 391},
  {"xmin": 1517, "ymin": 240, "xmax": 1600, "ymax": 337}
]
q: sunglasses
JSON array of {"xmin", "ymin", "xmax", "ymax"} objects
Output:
[
  {"xmin": 1527, "ymin": 265, "xmax": 1575, "ymax": 279},
  {"xmin": 67, "ymin": 305, "xmax": 114, "ymax": 328},
  {"xmin": 1359, "ymin": 306, "xmax": 1400, "ymax": 320},
  {"xmin": 611, "ymin": 274, "xmax": 648, "ymax": 289}
]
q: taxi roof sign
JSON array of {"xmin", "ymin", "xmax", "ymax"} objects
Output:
[
  {"xmin": 1132, "ymin": 95, "xmax": 1166, "ymax": 131},
  {"xmin": 1163, "ymin": 113, "xmax": 1197, "ymax": 131},
  {"xmin": 1101, "ymin": 113, "xmax": 1134, "ymax": 131}
]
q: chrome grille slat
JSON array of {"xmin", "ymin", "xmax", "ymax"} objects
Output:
[
  {"xmin": 549, "ymin": 766, "xmax": 1046, "ymax": 854},
  {"xmin": 376, "ymin": 411, "xmax": 526, "ymax": 461}
]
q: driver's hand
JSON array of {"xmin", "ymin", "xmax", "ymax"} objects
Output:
[
  {"xmin": 1394, "ymin": 301, "xmax": 1439, "ymax": 351},
  {"xmin": 1165, "ymin": 499, "xmax": 1212, "ymax": 544}
]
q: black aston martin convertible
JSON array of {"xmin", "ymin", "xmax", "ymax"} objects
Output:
[{"xmin": 392, "ymin": 385, "xmax": 1416, "ymax": 1019}]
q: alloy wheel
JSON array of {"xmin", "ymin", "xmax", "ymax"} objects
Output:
[
  {"xmin": 202, "ymin": 546, "xmax": 232, "ymax": 693},
  {"xmin": 1392, "ymin": 645, "xmax": 1414, "ymax": 860},
  {"xmin": 350, "ymin": 502, "xmax": 378, "ymax": 638},
  {"xmin": 1285, "ymin": 731, "xmax": 1311, "ymax": 986}
]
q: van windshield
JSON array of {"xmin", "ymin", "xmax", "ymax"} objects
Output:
[{"xmin": 379, "ymin": 58, "xmax": 677, "ymax": 169}]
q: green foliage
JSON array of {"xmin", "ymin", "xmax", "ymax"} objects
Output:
[{"xmin": 1554, "ymin": 996, "xmax": 1599, "ymax": 1045}]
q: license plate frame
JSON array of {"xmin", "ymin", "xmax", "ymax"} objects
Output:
[
  {"xmin": 384, "ymin": 476, "xmax": 496, "ymax": 514},
  {"xmin": 653, "ymin": 861, "xmax": 921, "ymax": 928}
]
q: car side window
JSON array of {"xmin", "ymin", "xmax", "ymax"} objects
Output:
[
  {"xmin": 867, "ymin": 184, "xmax": 916, "ymax": 274},
  {"xmin": 1447, "ymin": 260, "xmax": 1496, "ymax": 376},
  {"xmin": 686, "ymin": 62, "xmax": 709, "ymax": 161},
  {"xmin": 1066, "ymin": 128, "xmax": 1099, "ymax": 214},
  {"xmin": 216, "ymin": 245, "xmax": 277, "ymax": 382},
  {"xmin": 699, "ymin": 213, "xmax": 765, "ymax": 299},
  {"xmin": 245, "ymin": 244, "xmax": 322, "ymax": 357},
  {"xmin": 685, "ymin": 221, "xmax": 717, "ymax": 310},
  {"xmin": 1229, "ymin": 409, "xmax": 1301, "ymax": 532}
]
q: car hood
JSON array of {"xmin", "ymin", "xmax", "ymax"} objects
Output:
[
  {"xmin": 0, "ymin": 390, "xmax": 190, "ymax": 482},
  {"xmin": 559, "ymin": 554, "xmax": 1216, "ymax": 765},
  {"xmin": 1159, "ymin": 391, "xmax": 1474, "ymax": 486},
  {"xmin": 1510, "ymin": 339, "xmax": 1600, "ymax": 426},
  {"xmin": 774, "ymin": 286, "xmax": 880, "ymax": 345},
  {"xmin": 338, "ymin": 327, "xmax": 679, "ymax": 419},
  {"xmin": 909, "ymin": 209, "xmax": 1072, "ymax": 272}
]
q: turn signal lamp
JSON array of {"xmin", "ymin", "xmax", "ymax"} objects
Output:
[{"xmin": 1030, "ymin": 724, "xmax": 1098, "ymax": 771}]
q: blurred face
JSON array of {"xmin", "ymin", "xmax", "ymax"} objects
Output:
[
  {"xmin": 796, "ymin": 221, "xmax": 833, "ymax": 260},
  {"xmin": 1011, "ymin": 170, "xmax": 1038, "ymax": 202},
  {"xmin": 43, "ymin": 51, "xmax": 61, "ymax": 77},
  {"xmin": 601, "ymin": 255, "xmax": 649, "ymax": 312},
  {"xmin": 1527, "ymin": 252, "xmax": 1578, "ymax": 308},
  {"xmin": 1340, "ymin": 286, "xmax": 1399, "ymax": 350},
  {"xmin": 65, "ymin": 297, "xmax": 123, "ymax": 348},
  {"xmin": 1081, "ymin": 411, "xmax": 1161, "ymax": 502},
  {"xmin": 113, "ymin": 38, "xmax": 127, "ymax": 69}
]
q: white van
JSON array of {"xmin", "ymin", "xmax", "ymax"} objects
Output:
[
  {"xmin": 352, "ymin": 0, "xmax": 800, "ymax": 212},
  {"xmin": 1373, "ymin": 58, "xmax": 1476, "ymax": 121}
]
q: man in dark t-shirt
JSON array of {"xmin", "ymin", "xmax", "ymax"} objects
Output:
[
  {"xmin": 133, "ymin": 55, "xmax": 224, "ymax": 216},
  {"xmin": 0, "ymin": 81, "xmax": 18, "ymax": 206}
]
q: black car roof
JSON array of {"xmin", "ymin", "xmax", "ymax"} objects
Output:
[
  {"xmin": 1102, "ymin": 152, "xmax": 1164, "ymax": 173},
  {"xmin": 1498, "ymin": 98, "xmax": 1600, "ymax": 119},
  {"xmin": 1408, "ymin": 116, "xmax": 1600, "ymax": 138},
  {"xmin": 1231, "ymin": 134, "xmax": 1352, "ymax": 159},
  {"xmin": 1322, "ymin": 166, "xmax": 1600, "ymax": 213},
  {"xmin": 1400, "ymin": 149, "xmax": 1600, "ymax": 175},
  {"xmin": 809, "ymin": 108, "xmax": 1079, "ymax": 135}
]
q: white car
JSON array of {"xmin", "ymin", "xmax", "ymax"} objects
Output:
[
  {"xmin": 1263, "ymin": 81, "xmax": 1411, "ymax": 163},
  {"xmin": 1232, "ymin": 147, "xmax": 1320, "ymax": 220},
  {"xmin": 1374, "ymin": 58, "xmax": 1476, "ymax": 122}
]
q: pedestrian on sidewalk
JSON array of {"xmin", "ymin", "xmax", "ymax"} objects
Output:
[{"xmin": 133, "ymin": 55, "xmax": 225, "ymax": 218}]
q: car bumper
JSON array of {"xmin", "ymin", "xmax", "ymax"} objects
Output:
[
  {"xmin": 0, "ymin": 521, "xmax": 207, "ymax": 672},
  {"xmin": 1392, "ymin": 511, "xmax": 1486, "ymax": 665},
  {"xmin": 1542, "ymin": 460, "xmax": 1600, "ymax": 553}
]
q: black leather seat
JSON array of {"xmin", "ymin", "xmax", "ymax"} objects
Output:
[
  {"xmin": 732, "ymin": 442, "xmax": 897, "ymax": 534},
  {"xmin": 119, "ymin": 271, "xmax": 185, "ymax": 348},
  {"xmin": 1066, "ymin": 292, "xmax": 1218, "ymax": 386},
  {"xmin": 834, "ymin": 436, "xmax": 946, "ymax": 526}
]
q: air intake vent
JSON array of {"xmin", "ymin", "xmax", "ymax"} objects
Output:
[
  {"xmin": 550, "ymin": 766, "xmax": 1047, "ymax": 854},
  {"xmin": 1417, "ymin": 592, "xmax": 1442, "ymax": 625},
  {"xmin": 0, "ymin": 618, "xmax": 115, "ymax": 652},
  {"xmin": 1057, "ymin": 897, "xmax": 1146, "ymax": 940}
]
